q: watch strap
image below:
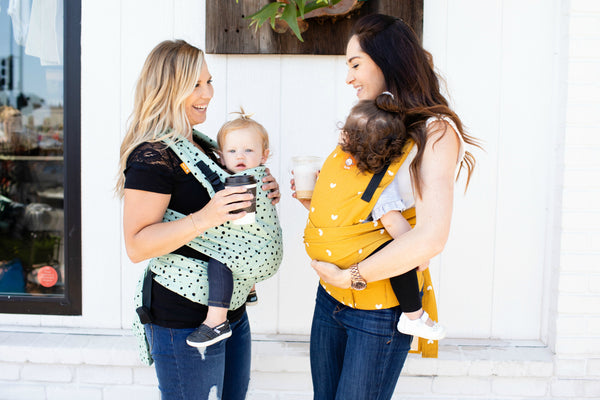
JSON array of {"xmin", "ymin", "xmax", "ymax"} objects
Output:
[{"xmin": 349, "ymin": 263, "xmax": 366, "ymax": 290}]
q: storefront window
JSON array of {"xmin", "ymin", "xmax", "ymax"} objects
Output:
[{"xmin": 0, "ymin": 0, "xmax": 80, "ymax": 314}]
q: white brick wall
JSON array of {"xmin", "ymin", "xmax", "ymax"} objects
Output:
[
  {"xmin": 0, "ymin": 333, "xmax": 566, "ymax": 400},
  {"xmin": 45, "ymin": 386, "xmax": 103, "ymax": 400},
  {"xmin": 556, "ymin": 0, "xmax": 600, "ymax": 384},
  {"xmin": 0, "ymin": 334, "xmax": 597, "ymax": 399},
  {"xmin": 551, "ymin": 0, "xmax": 600, "ymax": 398},
  {"xmin": 0, "ymin": 332, "xmax": 159, "ymax": 400}
]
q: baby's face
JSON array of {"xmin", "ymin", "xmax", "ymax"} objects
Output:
[{"xmin": 220, "ymin": 127, "xmax": 269, "ymax": 173}]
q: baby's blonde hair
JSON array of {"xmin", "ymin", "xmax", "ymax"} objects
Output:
[{"xmin": 217, "ymin": 108, "xmax": 270, "ymax": 152}]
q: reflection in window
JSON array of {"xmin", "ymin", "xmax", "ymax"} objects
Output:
[{"xmin": 0, "ymin": 0, "xmax": 65, "ymax": 297}]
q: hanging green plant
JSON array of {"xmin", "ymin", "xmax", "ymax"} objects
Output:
[{"xmin": 236, "ymin": 0, "xmax": 367, "ymax": 42}]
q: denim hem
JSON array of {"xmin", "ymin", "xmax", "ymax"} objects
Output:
[{"xmin": 207, "ymin": 301, "xmax": 231, "ymax": 308}]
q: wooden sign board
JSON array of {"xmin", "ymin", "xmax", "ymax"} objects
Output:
[{"xmin": 206, "ymin": 0, "xmax": 423, "ymax": 55}]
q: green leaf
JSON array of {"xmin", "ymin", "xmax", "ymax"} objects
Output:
[
  {"xmin": 304, "ymin": 0, "xmax": 342, "ymax": 14},
  {"xmin": 295, "ymin": 0, "xmax": 307, "ymax": 18},
  {"xmin": 246, "ymin": 2, "xmax": 284, "ymax": 31},
  {"xmin": 281, "ymin": 2, "xmax": 304, "ymax": 42}
]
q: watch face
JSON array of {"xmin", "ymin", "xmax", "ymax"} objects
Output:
[{"xmin": 351, "ymin": 280, "xmax": 367, "ymax": 291}]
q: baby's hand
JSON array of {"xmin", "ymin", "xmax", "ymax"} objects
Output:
[{"xmin": 262, "ymin": 168, "xmax": 280, "ymax": 205}]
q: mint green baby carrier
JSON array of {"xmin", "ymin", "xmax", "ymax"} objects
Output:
[{"xmin": 132, "ymin": 130, "xmax": 283, "ymax": 365}]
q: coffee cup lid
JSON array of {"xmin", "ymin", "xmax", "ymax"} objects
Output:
[{"xmin": 225, "ymin": 175, "xmax": 257, "ymax": 185}]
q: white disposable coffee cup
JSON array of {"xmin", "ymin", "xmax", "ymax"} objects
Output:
[
  {"xmin": 225, "ymin": 175, "xmax": 257, "ymax": 225},
  {"xmin": 292, "ymin": 156, "xmax": 322, "ymax": 200}
]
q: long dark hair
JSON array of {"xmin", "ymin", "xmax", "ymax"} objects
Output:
[
  {"xmin": 351, "ymin": 14, "xmax": 479, "ymax": 196},
  {"xmin": 341, "ymin": 94, "xmax": 407, "ymax": 174}
]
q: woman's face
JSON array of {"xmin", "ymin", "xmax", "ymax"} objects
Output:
[
  {"xmin": 185, "ymin": 61, "xmax": 214, "ymax": 126},
  {"xmin": 345, "ymin": 35, "xmax": 386, "ymax": 100}
]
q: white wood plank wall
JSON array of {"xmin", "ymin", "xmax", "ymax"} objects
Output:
[{"xmin": 1, "ymin": 0, "xmax": 565, "ymax": 344}]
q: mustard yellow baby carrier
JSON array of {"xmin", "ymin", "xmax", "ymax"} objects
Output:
[{"xmin": 304, "ymin": 141, "xmax": 439, "ymax": 357}]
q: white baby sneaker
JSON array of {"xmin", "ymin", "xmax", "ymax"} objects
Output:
[{"xmin": 397, "ymin": 310, "xmax": 446, "ymax": 340}]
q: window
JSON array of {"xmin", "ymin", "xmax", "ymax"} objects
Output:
[{"xmin": 0, "ymin": 0, "xmax": 80, "ymax": 315}]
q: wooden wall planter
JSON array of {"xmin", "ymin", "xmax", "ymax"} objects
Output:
[{"xmin": 206, "ymin": 0, "xmax": 423, "ymax": 55}]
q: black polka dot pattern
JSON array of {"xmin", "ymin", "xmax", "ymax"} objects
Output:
[
  {"xmin": 132, "ymin": 272, "xmax": 152, "ymax": 365},
  {"xmin": 132, "ymin": 131, "xmax": 283, "ymax": 365}
]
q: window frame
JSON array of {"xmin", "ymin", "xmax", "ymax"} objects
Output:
[{"xmin": 0, "ymin": 0, "xmax": 81, "ymax": 315}]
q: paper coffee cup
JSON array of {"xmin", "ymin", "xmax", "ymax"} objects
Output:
[
  {"xmin": 292, "ymin": 156, "xmax": 322, "ymax": 200},
  {"xmin": 225, "ymin": 175, "xmax": 257, "ymax": 225}
]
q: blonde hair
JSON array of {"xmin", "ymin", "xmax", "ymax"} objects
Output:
[
  {"xmin": 217, "ymin": 108, "xmax": 270, "ymax": 152},
  {"xmin": 115, "ymin": 39, "xmax": 205, "ymax": 197}
]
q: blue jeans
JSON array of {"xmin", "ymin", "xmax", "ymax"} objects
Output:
[
  {"xmin": 144, "ymin": 312, "xmax": 251, "ymax": 400},
  {"xmin": 207, "ymin": 258, "xmax": 233, "ymax": 308},
  {"xmin": 310, "ymin": 285, "xmax": 412, "ymax": 400}
]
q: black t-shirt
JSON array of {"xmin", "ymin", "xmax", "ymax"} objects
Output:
[{"xmin": 124, "ymin": 140, "xmax": 245, "ymax": 328}]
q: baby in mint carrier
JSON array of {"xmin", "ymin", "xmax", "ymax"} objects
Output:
[{"xmin": 183, "ymin": 110, "xmax": 279, "ymax": 347}]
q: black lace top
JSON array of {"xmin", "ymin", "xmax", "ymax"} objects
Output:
[{"xmin": 124, "ymin": 140, "xmax": 246, "ymax": 328}]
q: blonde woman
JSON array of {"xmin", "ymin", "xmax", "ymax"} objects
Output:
[{"xmin": 116, "ymin": 40, "xmax": 281, "ymax": 400}]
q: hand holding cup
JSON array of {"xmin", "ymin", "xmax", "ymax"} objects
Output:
[
  {"xmin": 225, "ymin": 175, "xmax": 257, "ymax": 225},
  {"xmin": 291, "ymin": 156, "xmax": 322, "ymax": 200}
]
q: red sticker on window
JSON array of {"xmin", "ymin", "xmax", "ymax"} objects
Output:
[{"xmin": 38, "ymin": 266, "xmax": 58, "ymax": 287}]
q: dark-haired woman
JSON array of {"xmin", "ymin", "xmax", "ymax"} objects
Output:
[{"xmin": 293, "ymin": 13, "xmax": 478, "ymax": 399}]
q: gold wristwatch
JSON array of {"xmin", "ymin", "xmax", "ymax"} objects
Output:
[{"xmin": 349, "ymin": 263, "xmax": 366, "ymax": 291}]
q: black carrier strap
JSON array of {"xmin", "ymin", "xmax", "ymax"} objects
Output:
[
  {"xmin": 136, "ymin": 269, "xmax": 155, "ymax": 324},
  {"xmin": 360, "ymin": 163, "xmax": 391, "ymax": 203},
  {"xmin": 196, "ymin": 160, "xmax": 225, "ymax": 192}
]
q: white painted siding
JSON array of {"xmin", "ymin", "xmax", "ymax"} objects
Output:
[
  {"xmin": 426, "ymin": 0, "xmax": 564, "ymax": 340},
  {"xmin": 0, "ymin": 0, "xmax": 567, "ymax": 343}
]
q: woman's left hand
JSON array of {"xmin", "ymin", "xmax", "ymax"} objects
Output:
[
  {"xmin": 262, "ymin": 168, "xmax": 281, "ymax": 205},
  {"xmin": 311, "ymin": 260, "xmax": 352, "ymax": 289}
]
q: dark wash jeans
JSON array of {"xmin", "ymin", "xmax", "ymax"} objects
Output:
[
  {"xmin": 144, "ymin": 312, "xmax": 251, "ymax": 400},
  {"xmin": 310, "ymin": 284, "xmax": 412, "ymax": 400},
  {"xmin": 207, "ymin": 257, "xmax": 234, "ymax": 308}
]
